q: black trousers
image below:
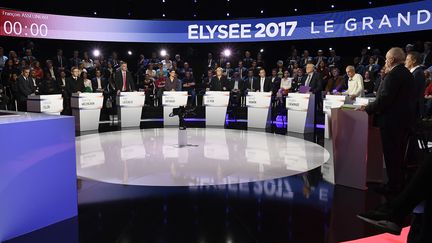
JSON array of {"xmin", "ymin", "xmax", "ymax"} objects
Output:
[
  {"xmin": 17, "ymin": 100, "xmax": 27, "ymax": 112},
  {"xmin": 380, "ymin": 126, "xmax": 409, "ymax": 189}
]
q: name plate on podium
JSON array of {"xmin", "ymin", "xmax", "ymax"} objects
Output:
[
  {"xmin": 204, "ymin": 91, "xmax": 230, "ymax": 107},
  {"xmin": 286, "ymin": 93, "xmax": 311, "ymax": 111},
  {"xmin": 323, "ymin": 95, "xmax": 346, "ymax": 113},
  {"xmin": 162, "ymin": 91, "xmax": 188, "ymax": 126},
  {"xmin": 117, "ymin": 92, "xmax": 145, "ymax": 107},
  {"xmin": 286, "ymin": 93, "xmax": 315, "ymax": 133},
  {"xmin": 27, "ymin": 94, "xmax": 63, "ymax": 114},
  {"xmin": 71, "ymin": 93, "xmax": 104, "ymax": 109},
  {"xmin": 246, "ymin": 92, "xmax": 272, "ymax": 108},
  {"xmin": 246, "ymin": 92, "xmax": 272, "ymax": 129},
  {"xmin": 204, "ymin": 91, "xmax": 230, "ymax": 127},
  {"xmin": 353, "ymin": 97, "xmax": 375, "ymax": 106},
  {"xmin": 71, "ymin": 93, "xmax": 104, "ymax": 131},
  {"xmin": 116, "ymin": 92, "xmax": 145, "ymax": 128}
]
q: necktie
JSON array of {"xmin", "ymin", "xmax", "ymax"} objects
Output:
[
  {"xmin": 122, "ymin": 71, "xmax": 126, "ymax": 91},
  {"xmin": 250, "ymin": 78, "xmax": 253, "ymax": 90},
  {"xmin": 305, "ymin": 74, "xmax": 312, "ymax": 87}
]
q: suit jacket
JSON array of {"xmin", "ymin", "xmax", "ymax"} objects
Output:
[
  {"xmin": 422, "ymin": 51, "xmax": 432, "ymax": 68},
  {"xmin": 53, "ymin": 55, "xmax": 68, "ymax": 68},
  {"xmin": 210, "ymin": 76, "xmax": 228, "ymax": 91},
  {"xmin": 17, "ymin": 75, "xmax": 35, "ymax": 102},
  {"xmin": 365, "ymin": 64, "xmax": 414, "ymax": 129},
  {"xmin": 226, "ymin": 78, "xmax": 245, "ymax": 91},
  {"xmin": 65, "ymin": 76, "xmax": 84, "ymax": 98},
  {"xmin": 245, "ymin": 76, "xmax": 258, "ymax": 91},
  {"xmin": 253, "ymin": 77, "xmax": 272, "ymax": 92},
  {"xmin": 411, "ymin": 66, "xmax": 426, "ymax": 119},
  {"xmin": 92, "ymin": 77, "xmax": 107, "ymax": 91},
  {"xmin": 114, "ymin": 70, "xmax": 135, "ymax": 92},
  {"xmin": 301, "ymin": 72, "xmax": 322, "ymax": 94},
  {"xmin": 270, "ymin": 76, "xmax": 282, "ymax": 95}
]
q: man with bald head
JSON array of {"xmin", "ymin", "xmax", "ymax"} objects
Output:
[
  {"xmin": 363, "ymin": 47, "xmax": 415, "ymax": 193},
  {"xmin": 301, "ymin": 63, "xmax": 322, "ymax": 94}
]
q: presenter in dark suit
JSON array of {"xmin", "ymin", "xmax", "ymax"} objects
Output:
[
  {"xmin": 115, "ymin": 62, "xmax": 135, "ymax": 95},
  {"xmin": 256, "ymin": 68, "xmax": 271, "ymax": 92},
  {"xmin": 17, "ymin": 67, "xmax": 35, "ymax": 111},
  {"xmin": 301, "ymin": 63, "xmax": 322, "ymax": 94},
  {"xmin": 209, "ymin": 67, "xmax": 228, "ymax": 91},
  {"xmin": 360, "ymin": 47, "xmax": 415, "ymax": 192}
]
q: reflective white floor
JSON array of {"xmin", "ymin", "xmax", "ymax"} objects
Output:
[{"xmin": 76, "ymin": 128, "xmax": 330, "ymax": 186}]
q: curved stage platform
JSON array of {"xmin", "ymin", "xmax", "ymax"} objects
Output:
[{"xmin": 76, "ymin": 128, "xmax": 330, "ymax": 186}]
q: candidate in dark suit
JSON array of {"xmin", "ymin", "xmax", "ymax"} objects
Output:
[
  {"xmin": 17, "ymin": 68, "xmax": 35, "ymax": 111},
  {"xmin": 255, "ymin": 69, "xmax": 271, "ymax": 92},
  {"xmin": 114, "ymin": 62, "xmax": 135, "ymax": 94},
  {"xmin": 301, "ymin": 64, "xmax": 322, "ymax": 94},
  {"xmin": 209, "ymin": 68, "xmax": 228, "ymax": 91},
  {"xmin": 363, "ymin": 47, "xmax": 415, "ymax": 192},
  {"xmin": 92, "ymin": 69, "xmax": 107, "ymax": 92},
  {"xmin": 65, "ymin": 67, "xmax": 84, "ymax": 98}
]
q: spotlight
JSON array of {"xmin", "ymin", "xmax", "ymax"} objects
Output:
[
  {"xmin": 331, "ymin": 4, "xmax": 335, "ymax": 8},
  {"xmin": 329, "ymin": 47, "xmax": 333, "ymax": 51},
  {"xmin": 260, "ymin": 10, "xmax": 264, "ymax": 14},
  {"xmin": 368, "ymin": 1, "xmax": 373, "ymax": 5},
  {"xmin": 162, "ymin": 13, "xmax": 166, "ymax": 17},
  {"xmin": 294, "ymin": 8, "xmax": 298, "ymax": 12},
  {"xmin": 226, "ymin": 12, "xmax": 230, "ymax": 17},
  {"xmin": 93, "ymin": 11, "xmax": 97, "ymax": 15},
  {"xmin": 127, "ymin": 50, "xmax": 132, "ymax": 55},
  {"xmin": 367, "ymin": 46, "xmax": 371, "ymax": 50},
  {"xmin": 160, "ymin": 49, "xmax": 167, "ymax": 57},
  {"xmin": 128, "ymin": 12, "xmax": 131, "ymax": 16},
  {"xmin": 162, "ymin": 0, "xmax": 165, "ymax": 2},
  {"xmin": 92, "ymin": 49, "xmax": 100, "ymax": 57},
  {"xmin": 260, "ymin": 49, "xmax": 264, "ymax": 53},
  {"xmin": 223, "ymin": 49, "xmax": 231, "ymax": 57},
  {"xmin": 193, "ymin": 14, "xmax": 197, "ymax": 17}
]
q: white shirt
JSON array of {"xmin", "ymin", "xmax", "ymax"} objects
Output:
[
  {"xmin": 280, "ymin": 78, "xmax": 292, "ymax": 89},
  {"xmin": 49, "ymin": 68, "xmax": 56, "ymax": 80},
  {"xmin": 305, "ymin": 73, "xmax": 313, "ymax": 87},
  {"xmin": 96, "ymin": 77, "xmax": 102, "ymax": 89},
  {"xmin": 260, "ymin": 77, "xmax": 265, "ymax": 92},
  {"xmin": 410, "ymin": 65, "xmax": 421, "ymax": 73},
  {"xmin": 61, "ymin": 78, "xmax": 66, "ymax": 87},
  {"xmin": 343, "ymin": 73, "xmax": 364, "ymax": 97}
]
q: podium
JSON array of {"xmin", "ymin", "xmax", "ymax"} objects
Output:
[
  {"xmin": 204, "ymin": 91, "xmax": 230, "ymax": 127},
  {"xmin": 71, "ymin": 93, "xmax": 104, "ymax": 131},
  {"xmin": 162, "ymin": 91, "xmax": 188, "ymax": 126},
  {"xmin": 331, "ymin": 108, "xmax": 383, "ymax": 190},
  {"xmin": 286, "ymin": 93, "xmax": 315, "ymax": 133},
  {"xmin": 323, "ymin": 95, "xmax": 346, "ymax": 139},
  {"xmin": 27, "ymin": 94, "xmax": 63, "ymax": 115},
  {"xmin": 246, "ymin": 92, "xmax": 272, "ymax": 129},
  {"xmin": 117, "ymin": 92, "xmax": 145, "ymax": 128}
]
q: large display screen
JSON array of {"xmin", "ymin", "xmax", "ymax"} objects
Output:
[{"xmin": 0, "ymin": 1, "xmax": 431, "ymax": 43}]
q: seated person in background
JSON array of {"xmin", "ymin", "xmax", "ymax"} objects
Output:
[
  {"xmin": 325, "ymin": 68, "xmax": 346, "ymax": 94},
  {"xmin": 81, "ymin": 71, "xmax": 93, "ymax": 93},
  {"xmin": 292, "ymin": 68, "xmax": 304, "ymax": 92},
  {"xmin": 91, "ymin": 69, "xmax": 107, "ymax": 93},
  {"xmin": 365, "ymin": 56, "xmax": 381, "ymax": 77},
  {"xmin": 363, "ymin": 70, "xmax": 375, "ymax": 97},
  {"xmin": 270, "ymin": 68, "xmax": 281, "ymax": 85},
  {"xmin": 209, "ymin": 67, "xmax": 228, "ymax": 91},
  {"xmin": 341, "ymin": 65, "xmax": 364, "ymax": 100},
  {"xmin": 373, "ymin": 67, "xmax": 387, "ymax": 96},
  {"xmin": 164, "ymin": 69, "xmax": 181, "ymax": 91},
  {"xmin": 155, "ymin": 71, "xmax": 167, "ymax": 106},
  {"xmin": 228, "ymin": 72, "xmax": 244, "ymax": 106},
  {"xmin": 39, "ymin": 72, "xmax": 60, "ymax": 95},
  {"xmin": 145, "ymin": 63, "xmax": 157, "ymax": 79},
  {"xmin": 182, "ymin": 71, "xmax": 196, "ymax": 106},
  {"xmin": 245, "ymin": 69, "xmax": 258, "ymax": 92},
  {"xmin": 142, "ymin": 74, "xmax": 155, "ymax": 106},
  {"xmin": 277, "ymin": 70, "xmax": 292, "ymax": 97}
]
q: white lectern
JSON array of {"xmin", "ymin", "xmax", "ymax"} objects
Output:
[
  {"xmin": 117, "ymin": 92, "xmax": 145, "ymax": 128},
  {"xmin": 353, "ymin": 97, "xmax": 375, "ymax": 106},
  {"xmin": 204, "ymin": 91, "xmax": 230, "ymax": 127},
  {"xmin": 27, "ymin": 94, "xmax": 63, "ymax": 115},
  {"xmin": 286, "ymin": 93, "xmax": 315, "ymax": 133},
  {"xmin": 323, "ymin": 95, "xmax": 346, "ymax": 139},
  {"xmin": 71, "ymin": 93, "xmax": 104, "ymax": 131},
  {"xmin": 246, "ymin": 92, "xmax": 272, "ymax": 129},
  {"xmin": 162, "ymin": 91, "xmax": 188, "ymax": 126}
]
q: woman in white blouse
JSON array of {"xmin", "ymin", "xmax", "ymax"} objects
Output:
[
  {"xmin": 277, "ymin": 70, "xmax": 293, "ymax": 104},
  {"xmin": 342, "ymin": 65, "xmax": 364, "ymax": 100}
]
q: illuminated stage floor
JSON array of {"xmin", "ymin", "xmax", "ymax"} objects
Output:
[{"xmin": 76, "ymin": 128, "xmax": 330, "ymax": 186}]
